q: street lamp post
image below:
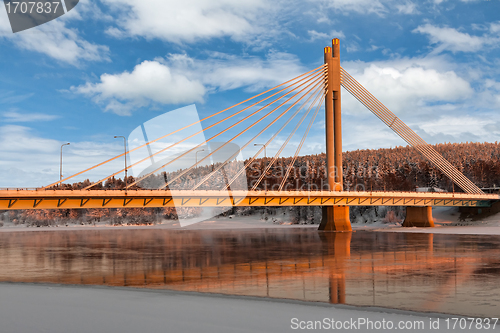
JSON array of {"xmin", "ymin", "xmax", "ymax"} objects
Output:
[
  {"xmin": 60, "ymin": 143, "xmax": 70, "ymax": 182},
  {"xmin": 114, "ymin": 136, "xmax": 128, "ymax": 191},
  {"xmin": 254, "ymin": 143, "xmax": 266, "ymax": 159},
  {"xmin": 195, "ymin": 149, "xmax": 205, "ymax": 169},
  {"xmin": 254, "ymin": 143, "xmax": 268, "ymax": 191}
]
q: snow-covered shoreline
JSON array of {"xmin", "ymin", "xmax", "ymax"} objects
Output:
[
  {"xmin": 0, "ymin": 215, "xmax": 320, "ymax": 232},
  {"xmin": 2, "ymin": 206, "xmax": 500, "ymax": 235},
  {"xmin": 1, "ymin": 282, "xmax": 494, "ymax": 333},
  {"xmin": 368, "ymin": 206, "xmax": 500, "ymax": 235}
]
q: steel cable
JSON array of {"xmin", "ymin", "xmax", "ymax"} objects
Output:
[
  {"xmin": 86, "ymin": 68, "xmax": 326, "ymax": 190},
  {"xmin": 278, "ymin": 89, "xmax": 326, "ymax": 191},
  {"xmin": 162, "ymin": 74, "xmax": 326, "ymax": 189},
  {"xmin": 193, "ymin": 76, "xmax": 327, "ymax": 191},
  {"xmin": 340, "ymin": 67, "xmax": 482, "ymax": 194},
  {"xmin": 43, "ymin": 65, "xmax": 326, "ymax": 190}
]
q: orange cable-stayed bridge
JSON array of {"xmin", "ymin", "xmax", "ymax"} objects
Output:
[{"xmin": 1, "ymin": 39, "xmax": 498, "ymax": 231}]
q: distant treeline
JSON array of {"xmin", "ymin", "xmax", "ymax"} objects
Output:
[{"xmin": 60, "ymin": 141, "xmax": 500, "ymax": 193}]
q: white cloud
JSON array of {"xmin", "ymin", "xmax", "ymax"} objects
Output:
[
  {"xmin": 0, "ymin": 125, "xmax": 59, "ymax": 154},
  {"xmin": 0, "ymin": 91, "xmax": 34, "ymax": 104},
  {"xmin": 101, "ymin": 0, "xmax": 273, "ymax": 44},
  {"xmin": 477, "ymin": 78, "xmax": 500, "ymax": 110},
  {"xmin": 73, "ymin": 60, "xmax": 206, "ymax": 116},
  {"xmin": 418, "ymin": 115, "xmax": 496, "ymax": 136},
  {"xmin": 396, "ymin": 2, "xmax": 418, "ymax": 14},
  {"xmin": 308, "ymin": 30, "xmax": 345, "ymax": 41},
  {"xmin": 319, "ymin": 0, "xmax": 386, "ymax": 15},
  {"xmin": 490, "ymin": 22, "xmax": 500, "ymax": 34},
  {"xmin": 306, "ymin": 0, "xmax": 441, "ymax": 20},
  {"xmin": 341, "ymin": 112, "xmax": 500, "ymax": 150},
  {"xmin": 163, "ymin": 52, "xmax": 306, "ymax": 92},
  {"xmin": 308, "ymin": 30, "xmax": 330, "ymax": 41},
  {"xmin": 302, "ymin": 110, "xmax": 500, "ymax": 155},
  {"xmin": 346, "ymin": 43, "xmax": 360, "ymax": 53},
  {"xmin": 73, "ymin": 52, "xmax": 307, "ymax": 115},
  {"xmin": 0, "ymin": 4, "xmax": 109, "ymax": 65},
  {"xmin": 413, "ymin": 24, "xmax": 499, "ymax": 53},
  {"xmin": 341, "ymin": 116, "xmax": 407, "ymax": 150},
  {"xmin": 12, "ymin": 21, "xmax": 109, "ymax": 64},
  {"xmin": 341, "ymin": 56, "xmax": 473, "ymax": 115},
  {"xmin": 412, "ymin": 117, "xmax": 500, "ymax": 145},
  {"xmin": 430, "ymin": 0, "xmax": 482, "ymax": 4},
  {"xmin": 0, "ymin": 7, "xmax": 12, "ymax": 33},
  {"xmin": 2, "ymin": 111, "xmax": 59, "ymax": 122},
  {"xmin": 62, "ymin": 0, "xmax": 114, "ymax": 22}
]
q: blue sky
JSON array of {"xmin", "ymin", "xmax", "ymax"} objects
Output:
[{"xmin": 0, "ymin": 0, "xmax": 499, "ymax": 187}]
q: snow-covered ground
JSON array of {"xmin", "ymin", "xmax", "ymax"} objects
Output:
[
  {"xmin": 365, "ymin": 207, "xmax": 500, "ymax": 235},
  {"xmin": 0, "ymin": 214, "xmax": 319, "ymax": 232},
  {"xmin": 2, "ymin": 206, "xmax": 500, "ymax": 234},
  {"xmin": 2, "ymin": 283, "xmax": 496, "ymax": 333}
]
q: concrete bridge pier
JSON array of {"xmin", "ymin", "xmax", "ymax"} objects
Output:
[
  {"xmin": 319, "ymin": 206, "xmax": 352, "ymax": 231},
  {"xmin": 402, "ymin": 206, "xmax": 434, "ymax": 227}
]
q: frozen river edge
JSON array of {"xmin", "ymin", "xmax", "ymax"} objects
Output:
[{"xmin": 2, "ymin": 282, "xmax": 498, "ymax": 333}]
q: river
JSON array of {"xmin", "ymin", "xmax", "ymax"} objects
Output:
[{"xmin": 1, "ymin": 228, "xmax": 499, "ymax": 317}]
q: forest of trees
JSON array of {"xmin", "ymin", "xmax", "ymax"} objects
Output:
[
  {"xmin": 2, "ymin": 141, "xmax": 499, "ymax": 226},
  {"xmin": 54, "ymin": 141, "xmax": 500, "ymax": 192}
]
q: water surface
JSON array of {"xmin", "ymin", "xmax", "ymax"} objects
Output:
[{"xmin": 1, "ymin": 228, "xmax": 499, "ymax": 317}]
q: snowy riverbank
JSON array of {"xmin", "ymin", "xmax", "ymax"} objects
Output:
[
  {"xmin": 1, "ymin": 206, "xmax": 500, "ymax": 235},
  {"xmin": 367, "ymin": 207, "xmax": 500, "ymax": 235},
  {"xmin": 2, "ymin": 283, "xmax": 496, "ymax": 333}
]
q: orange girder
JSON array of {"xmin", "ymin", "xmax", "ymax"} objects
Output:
[{"xmin": 0, "ymin": 189, "xmax": 497, "ymax": 210}]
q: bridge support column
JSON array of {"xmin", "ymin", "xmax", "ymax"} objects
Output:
[
  {"xmin": 320, "ymin": 38, "xmax": 351, "ymax": 232},
  {"xmin": 319, "ymin": 206, "xmax": 352, "ymax": 231},
  {"xmin": 402, "ymin": 206, "xmax": 434, "ymax": 227}
]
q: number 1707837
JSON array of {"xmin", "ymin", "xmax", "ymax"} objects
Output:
[{"xmin": 5, "ymin": 2, "xmax": 60, "ymax": 14}]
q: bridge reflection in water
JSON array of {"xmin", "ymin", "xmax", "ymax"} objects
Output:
[{"xmin": 1, "ymin": 229, "xmax": 499, "ymax": 317}]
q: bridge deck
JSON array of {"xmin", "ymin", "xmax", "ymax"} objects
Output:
[{"xmin": 0, "ymin": 189, "xmax": 498, "ymax": 210}]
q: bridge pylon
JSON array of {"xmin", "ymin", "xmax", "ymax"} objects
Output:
[
  {"xmin": 402, "ymin": 206, "xmax": 435, "ymax": 227},
  {"xmin": 319, "ymin": 38, "xmax": 351, "ymax": 232}
]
